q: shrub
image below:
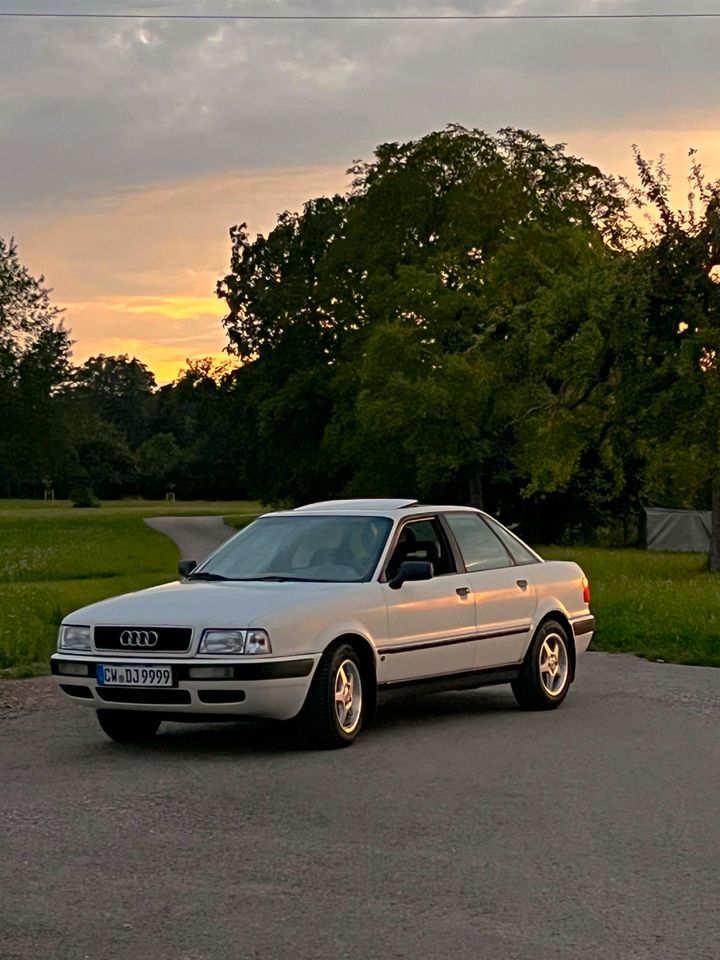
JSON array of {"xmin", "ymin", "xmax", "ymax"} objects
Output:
[{"xmin": 69, "ymin": 486, "xmax": 99, "ymax": 508}]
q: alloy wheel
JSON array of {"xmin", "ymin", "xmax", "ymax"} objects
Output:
[
  {"xmin": 538, "ymin": 633, "xmax": 569, "ymax": 697},
  {"xmin": 334, "ymin": 659, "xmax": 362, "ymax": 734}
]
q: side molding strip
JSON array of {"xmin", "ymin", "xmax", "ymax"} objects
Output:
[
  {"xmin": 379, "ymin": 663, "xmax": 521, "ymax": 691},
  {"xmin": 377, "ymin": 626, "xmax": 531, "ymax": 656}
]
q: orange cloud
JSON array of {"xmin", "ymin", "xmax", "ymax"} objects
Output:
[
  {"xmin": 12, "ymin": 164, "xmax": 350, "ymax": 382},
  {"xmin": 118, "ymin": 297, "xmax": 221, "ymax": 320},
  {"xmin": 551, "ymin": 124, "xmax": 720, "ymax": 198},
  {"xmin": 62, "ymin": 295, "xmax": 230, "ymax": 383}
]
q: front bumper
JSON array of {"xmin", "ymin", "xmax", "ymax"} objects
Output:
[{"xmin": 50, "ymin": 654, "xmax": 318, "ymax": 721}]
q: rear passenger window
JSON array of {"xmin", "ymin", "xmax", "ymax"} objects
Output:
[
  {"xmin": 483, "ymin": 516, "xmax": 540, "ymax": 566},
  {"xmin": 445, "ymin": 513, "xmax": 511, "ymax": 572}
]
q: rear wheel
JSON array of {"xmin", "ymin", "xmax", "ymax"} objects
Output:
[
  {"xmin": 511, "ymin": 620, "xmax": 572, "ymax": 710},
  {"xmin": 299, "ymin": 643, "xmax": 365, "ymax": 749},
  {"xmin": 96, "ymin": 709, "xmax": 161, "ymax": 743}
]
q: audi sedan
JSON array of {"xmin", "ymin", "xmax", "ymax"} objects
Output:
[{"xmin": 51, "ymin": 499, "xmax": 594, "ymax": 748}]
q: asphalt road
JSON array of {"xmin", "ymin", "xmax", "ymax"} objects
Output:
[
  {"xmin": 1, "ymin": 652, "xmax": 719, "ymax": 960},
  {"xmin": 143, "ymin": 516, "xmax": 235, "ymax": 565}
]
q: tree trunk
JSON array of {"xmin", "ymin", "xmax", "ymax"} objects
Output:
[
  {"xmin": 711, "ymin": 477, "xmax": 720, "ymax": 571},
  {"xmin": 467, "ymin": 475, "xmax": 484, "ymax": 509}
]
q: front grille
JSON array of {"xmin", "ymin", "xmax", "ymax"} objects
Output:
[
  {"xmin": 97, "ymin": 688, "xmax": 192, "ymax": 705},
  {"xmin": 94, "ymin": 626, "xmax": 192, "ymax": 653}
]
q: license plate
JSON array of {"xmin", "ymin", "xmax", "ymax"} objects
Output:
[{"xmin": 96, "ymin": 664, "xmax": 173, "ymax": 687}]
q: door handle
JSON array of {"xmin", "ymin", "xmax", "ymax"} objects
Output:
[
  {"xmin": 456, "ymin": 586, "xmax": 471, "ymax": 598},
  {"xmin": 516, "ymin": 579, "xmax": 528, "ymax": 591}
]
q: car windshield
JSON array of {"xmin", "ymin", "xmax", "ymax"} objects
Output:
[{"xmin": 191, "ymin": 514, "xmax": 393, "ymax": 583}]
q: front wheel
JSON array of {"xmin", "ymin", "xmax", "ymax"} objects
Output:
[
  {"xmin": 299, "ymin": 643, "xmax": 365, "ymax": 749},
  {"xmin": 97, "ymin": 709, "xmax": 161, "ymax": 743},
  {"xmin": 511, "ymin": 620, "xmax": 572, "ymax": 710}
]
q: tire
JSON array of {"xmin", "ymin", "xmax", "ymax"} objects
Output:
[
  {"xmin": 299, "ymin": 643, "xmax": 365, "ymax": 749},
  {"xmin": 96, "ymin": 709, "xmax": 161, "ymax": 743},
  {"xmin": 511, "ymin": 619, "xmax": 572, "ymax": 711}
]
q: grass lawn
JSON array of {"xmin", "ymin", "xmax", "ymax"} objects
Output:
[
  {"xmin": 0, "ymin": 498, "xmax": 263, "ymax": 517},
  {"xmin": 542, "ymin": 546, "xmax": 720, "ymax": 668},
  {"xmin": 0, "ymin": 499, "xmax": 261, "ymax": 677}
]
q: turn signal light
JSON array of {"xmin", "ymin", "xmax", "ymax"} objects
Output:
[
  {"xmin": 582, "ymin": 576, "xmax": 591, "ymax": 604},
  {"xmin": 58, "ymin": 661, "xmax": 90, "ymax": 677}
]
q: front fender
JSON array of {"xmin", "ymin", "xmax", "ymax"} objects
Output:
[
  {"xmin": 253, "ymin": 583, "xmax": 388, "ymax": 663},
  {"xmin": 313, "ymin": 619, "xmax": 380, "ymax": 662}
]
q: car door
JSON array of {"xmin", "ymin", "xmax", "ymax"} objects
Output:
[
  {"xmin": 443, "ymin": 512, "xmax": 538, "ymax": 669},
  {"xmin": 378, "ymin": 516, "xmax": 477, "ymax": 682}
]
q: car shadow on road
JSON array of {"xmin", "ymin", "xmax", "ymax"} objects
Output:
[
  {"xmin": 95, "ymin": 687, "xmax": 526, "ymax": 758},
  {"xmin": 373, "ymin": 686, "xmax": 523, "ymax": 734},
  {"xmin": 122, "ymin": 719, "xmax": 303, "ymax": 756}
]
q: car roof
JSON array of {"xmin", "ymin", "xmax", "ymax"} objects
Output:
[
  {"xmin": 294, "ymin": 498, "xmax": 418, "ymax": 512},
  {"xmin": 264, "ymin": 499, "xmax": 480, "ymax": 519}
]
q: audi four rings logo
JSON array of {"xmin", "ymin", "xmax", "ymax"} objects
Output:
[{"xmin": 119, "ymin": 630, "xmax": 159, "ymax": 648}]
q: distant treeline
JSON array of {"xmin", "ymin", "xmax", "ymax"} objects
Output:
[{"xmin": 2, "ymin": 126, "xmax": 719, "ymax": 545}]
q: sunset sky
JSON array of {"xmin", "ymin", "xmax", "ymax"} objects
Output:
[{"xmin": 2, "ymin": 1, "xmax": 719, "ymax": 382}]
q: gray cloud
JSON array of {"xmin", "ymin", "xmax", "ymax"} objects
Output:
[{"xmin": 1, "ymin": 0, "xmax": 719, "ymax": 211}]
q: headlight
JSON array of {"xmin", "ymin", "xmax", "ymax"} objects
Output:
[
  {"xmin": 198, "ymin": 628, "xmax": 272, "ymax": 656},
  {"xmin": 58, "ymin": 625, "xmax": 91, "ymax": 652},
  {"xmin": 199, "ymin": 629, "xmax": 246, "ymax": 654}
]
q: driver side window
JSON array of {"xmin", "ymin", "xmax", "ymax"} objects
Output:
[{"xmin": 385, "ymin": 518, "xmax": 457, "ymax": 580}]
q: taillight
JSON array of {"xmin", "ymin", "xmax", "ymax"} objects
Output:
[{"xmin": 582, "ymin": 576, "xmax": 591, "ymax": 604}]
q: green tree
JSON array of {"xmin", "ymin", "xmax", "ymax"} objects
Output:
[
  {"xmin": 324, "ymin": 323, "xmax": 492, "ymax": 501},
  {"xmin": 0, "ymin": 235, "xmax": 64, "ymax": 343},
  {"xmin": 0, "ymin": 236, "xmax": 73, "ymax": 496},
  {"xmin": 153, "ymin": 358, "xmax": 249, "ymax": 500},
  {"xmin": 217, "ymin": 126, "xmax": 630, "ymax": 509},
  {"xmin": 621, "ymin": 153, "xmax": 720, "ymax": 564},
  {"xmin": 217, "ymin": 197, "xmax": 348, "ymax": 363},
  {"xmin": 72, "ymin": 354, "xmax": 157, "ymax": 450},
  {"xmin": 507, "ymin": 151, "xmax": 720, "ymax": 550},
  {"xmin": 137, "ymin": 432, "xmax": 181, "ymax": 497},
  {"xmin": 70, "ymin": 421, "xmax": 136, "ymax": 499},
  {"xmin": 465, "ymin": 223, "xmax": 634, "ymax": 535}
]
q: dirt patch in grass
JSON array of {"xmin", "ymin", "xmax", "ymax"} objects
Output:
[{"xmin": 0, "ymin": 675, "xmax": 60, "ymax": 720}]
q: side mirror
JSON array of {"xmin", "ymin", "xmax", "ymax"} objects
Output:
[
  {"xmin": 388, "ymin": 560, "xmax": 434, "ymax": 590},
  {"xmin": 178, "ymin": 559, "xmax": 197, "ymax": 578}
]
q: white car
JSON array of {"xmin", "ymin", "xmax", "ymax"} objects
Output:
[{"xmin": 51, "ymin": 499, "xmax": 594, "ymax": 748}]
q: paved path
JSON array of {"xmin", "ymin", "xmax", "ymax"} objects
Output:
[
  {"xmin": 1, "ymin": 652, "xmax": 719, "ymax": 960},
  {"xmin": 144, "ymin": 515, "xmax": 235, "ymax": 563}
]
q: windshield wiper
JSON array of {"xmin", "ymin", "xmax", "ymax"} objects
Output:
[
  {"xmin": 188, "ymin": 573, "xmax": 324, "ymax": 583},
  {"xmin": 234, "ymin": 575, "xmax": 322, "ymax": 582}
]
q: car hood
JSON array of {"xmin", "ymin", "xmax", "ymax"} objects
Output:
[{"xmin": 64, "ymin": 579, "xmax": 363, "ymax": 628}]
